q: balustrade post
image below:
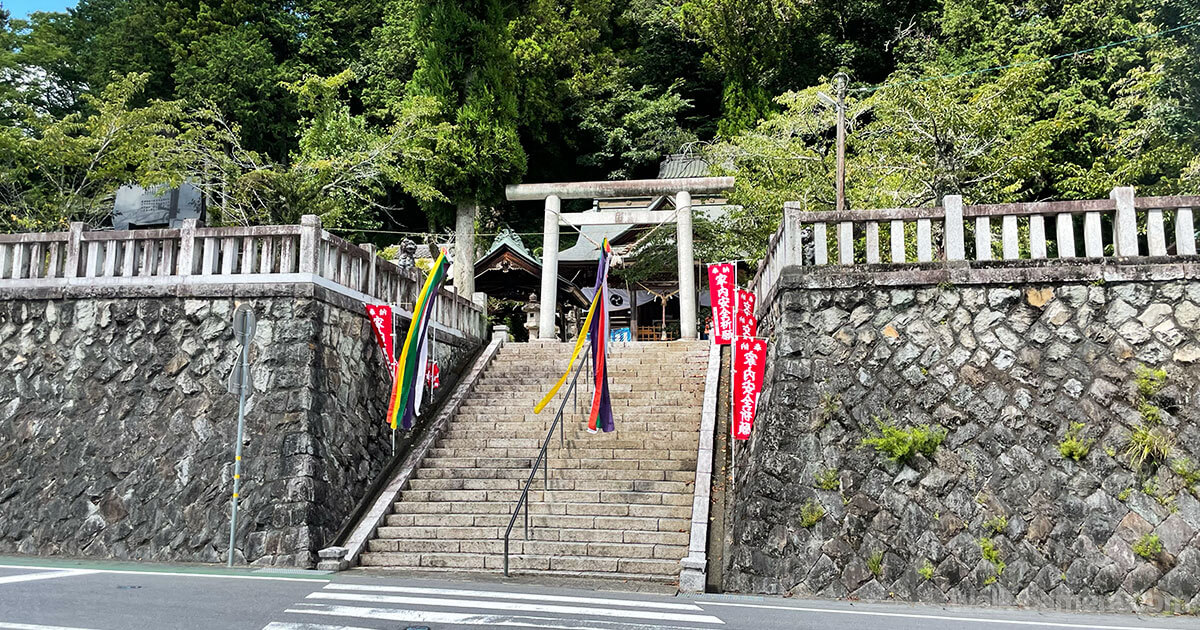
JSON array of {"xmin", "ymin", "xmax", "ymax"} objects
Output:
[
  {"xmin": 178, "ymin": 219, "xmax": 198, "ymax": 276},
  {"xmin": 837, "ymin": 222, "xmax": 853, "ymax": 264},
  {"xmin": 890, "ymin": 220, "xmax": 905, "ymax": 262},
  {"xmin": 65, "ymin": 222, "xmax": 84, "ymax": 278},
  {"xmin": 783, "ymin": 205, "xmax": 803, "ymax": 266},
  {"xmin": 361, "ymin": 243, "xmax": 378, "ymax": 297},
  {"xmin": 1111, "ymin": 186, "xmax": 1138, "ymax": 257},
  {"xmin": 299, "ymin": 215, "xmax": 322, "ymax": 274},
  {"xmin": 865, "ymin": 222, "xmax": 880, "ymax": 264},
  {"xmin": 813, "ymin": 223, "xmax": 828, "ymax": 265},
  {"xmin": 975, "ymin": 217, "xmax": 992, "ymax": 261},
  {"xmin": 1176, "ymin": 208, "xmax": 1196, "ymax": 256},
  {"xmin": 943, "ymin": 196, "xmax": 965, "ymax": 261},
  {"xmin": 1029, "ymin": 215, "xmax": 1047, "ymax": 259},
  {"xmin": 917, "ymin": 219, "xmax": 933, "ymax": 262},
  {"xmin": 1002, "ymin": 215, "xmax": 1019, "ymax": 260}
]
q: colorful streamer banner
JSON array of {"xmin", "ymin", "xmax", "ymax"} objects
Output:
[
  {"xmin": 386, "ymin": 250, "xmax": 448, "ymax": 430},
  {"xmin": 732, "ymin": 336, "xmax": 768, "ymax": 441},
  {"xmin": 735, "ymin": 290, "xmax": 758, "ymax": 339},
  {"xmin": 707, "ymin": 263, "xmax": 736, "ymax": 345},
  {"xmin": 365, "ymin": 304, "xmax": 396, "ymax": 372},
  {"xmin": 533, "ymin": 240, "xmax": 615, "ymax": 437},
  {"xmin": 587, "ymin": 241, "xmax": 614, "ymax": 433}
]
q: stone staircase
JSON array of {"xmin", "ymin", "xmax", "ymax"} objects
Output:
[{"xmin": 358, "ymin": 340, "xmax": 709, "ymax": 582}]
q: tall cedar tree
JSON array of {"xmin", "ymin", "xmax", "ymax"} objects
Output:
[{"xmin": 399, "ymin": 0, "xmax": 526, "ymax": 225}]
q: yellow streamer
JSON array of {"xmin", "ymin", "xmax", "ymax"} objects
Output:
[{"xmin": 533, "ymin": 291, "xmax": 602, "ymax": 414}]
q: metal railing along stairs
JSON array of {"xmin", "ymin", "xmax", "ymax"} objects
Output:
[{"xmin": 502, "ymin": 345, "xmax": 592, "ymax": 576}]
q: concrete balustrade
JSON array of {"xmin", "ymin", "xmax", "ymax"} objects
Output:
[
  {"xmin": 750, "ymin": 187, "xmax": 1200, "ymax": 319},
  {"xmin": 0, "ymin": 215, "xmax": 489, "ymax": 340}
]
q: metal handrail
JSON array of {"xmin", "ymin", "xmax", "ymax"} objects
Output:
[{"xmin": 503, "ymin": 345, "xmax": 591, "ymax": 576}]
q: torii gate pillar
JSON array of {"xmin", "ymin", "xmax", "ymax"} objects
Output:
[
  {"xmin": 507, "ymin": 177, "xmax": 735, "ymax": 341},
  {"xmin": 538, "ymin": 195, "xmax": 561, "ymax": 339},
  {"xmin": 675, "ymin": 191, "xmax": 696, "ymax": 340}
]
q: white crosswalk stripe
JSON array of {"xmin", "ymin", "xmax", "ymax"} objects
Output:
[
  {"xmin": 323, "ymin": 583, "xmax": 706, "ymax": 611},
  {"xmin": 263, "ymin": 582, "xmax": 725, "ymax": 630},
  {"xmin": 0, "ymin": 569, "xmax": 97, "ymax": 586}
]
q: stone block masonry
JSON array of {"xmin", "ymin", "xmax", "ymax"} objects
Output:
[
  {"xmin": 0, "ymin": 285, "xmax": 477, "ymax": 568},
  {"xmin": 726, "ymin": 263, "xmax": 1200, "ymax": 613}
]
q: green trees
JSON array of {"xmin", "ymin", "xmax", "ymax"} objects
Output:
[
  {"xmin": 1, "ymin": 0, "xmax": 1198, "ymax": 245},
  {"xmin": 707, "ymin": 0, "xmax": 1200, "ymax": 258},
  {"xmin": 0, "ymin": 74, "xmax": 190, "ymax": 232},
  {"xmin": 394, "ymin": 0, "xmax": 526, "ymax": 222}
]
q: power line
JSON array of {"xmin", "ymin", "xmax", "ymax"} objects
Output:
[
  {"xmin": 324, "ymin": 226, "xmax": 545, "ymax": 238},
  {"xmin": 850, "ymin": 20, "xmax": 1200, "ymax": 94}
]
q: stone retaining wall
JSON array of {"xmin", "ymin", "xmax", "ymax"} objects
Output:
[
  {"xmin": 0, "ymin": 285, "xmax": 477, "ymax": 567},
  {"xmin": 727, "ymin": 266, "xmax": 1200, "ymax": 612}
]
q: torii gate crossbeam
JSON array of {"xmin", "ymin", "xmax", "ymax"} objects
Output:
[{"xmin": 505, "ymin": 177, "xmax": 735, "ymax": 341}]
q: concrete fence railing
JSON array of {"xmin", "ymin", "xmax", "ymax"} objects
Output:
[
  {"xmin": 751, "ymin": 186, "xmax": 1200, "ymax": 316},
  {"xmin": 0, "ymin": 215, "xmax": 488, "ymax": 340}
]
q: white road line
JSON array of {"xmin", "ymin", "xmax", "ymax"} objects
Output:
[
  {"xmin": 262, "ymin": 623, "xmax": 377, "ymax": 630},
  {"xmin": 0, "ymin": 564, "xmax": 326, "ymax": 584},
  {"xmin": 698, "ymin": 600, "xmax": 1184, "ymax": 630},
  {"xmin": 0, "ymin": 623, "xmax": 102, "ymax": 630},
  {"xmin": 306, "ymin": 591, "xmax": 724, "ymax": 624},
  {"xmin": 323, "ymin": 583, "xmax": 704, "ymax": 611},
  {"xmin": 288, "ymin": 604, "xmax": 713, "ymax": 630},
  {"xmin": 0, "ymin": 570, "xmax": 97, "ymax": 585}
]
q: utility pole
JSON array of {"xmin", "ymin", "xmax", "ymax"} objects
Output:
[{"xmin": 834, "ymin": 72, "xmax": 848, "ymax": 214}]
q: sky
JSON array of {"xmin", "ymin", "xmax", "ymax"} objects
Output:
[{"xmin": 3, "ymin": 0, "xmax": 75, "ymax": 18}]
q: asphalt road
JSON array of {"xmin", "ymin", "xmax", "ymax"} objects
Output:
[{"xmin": 0, "ymin": 556, "xmax": 1196, "ymax": 630}]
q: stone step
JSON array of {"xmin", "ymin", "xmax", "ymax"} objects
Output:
[
  {"xmin": 355, "ymin": 340, "xmax": 708, "ymax": 582},
  {"xmin": 421, "ymin": 456, "xmax": 696, "ymax": 471},
  {"xmin": 439, "ymin": 432, "xmax": 701, "ymax": 445},
  {"xmin": 414, "ymin": 466, "xmax": 696, "ymax": 483},
  {"xmin": 366, "ymin": 537, "xmax": 685, "ymax": 559},
  {"xmin": 426, "ymin": 447, "xmax": 700, "ymax": 461},
  {"xmin": 397, "ymin": 487, "xmax": 694, "ymax": 506},
  {"xmin": 407, "ymin": 477, "xmax": 692, "ymax": 494},
  {"xmin": 434, "ymin": 437, "xmax": 700, "ymax": 451},
  {"xmin": 357, "ymin": 551, "xmax": 682, "ymax": 579},
  {"xmin": 382, "ymin": 509, "xmax": 691, "ymax": 531},
  {"xmin": 442, "ymin": 423, "xmax": 698, "ymax": 434},
  {"xmin": 383, "ymin": 503, "xmax": 692, "ymax": 527}
]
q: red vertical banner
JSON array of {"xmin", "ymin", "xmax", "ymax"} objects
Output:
[
  {"xmin": 707, "ymin": 263, "xmax": 736, "ymax": 345},
  {"xmin": 735, "ymin": 289, "xmax": 757, "ymax": 339},
  {"xmin": 732, "ymin": 337, "xmax": 768, "ymax": 441},
  {"xmin": 365, "ymin": 304, "xmax": 396, "ymax": 371}
]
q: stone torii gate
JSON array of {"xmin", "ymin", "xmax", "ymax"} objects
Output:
[{"xmin": 505, "ymin": 177, "xmax": 735, "ymax": 340}]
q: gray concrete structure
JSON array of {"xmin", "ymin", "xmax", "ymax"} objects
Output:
[{"xmin": 679, "ymin": 342, "xmax": 722, "ymax": 593}]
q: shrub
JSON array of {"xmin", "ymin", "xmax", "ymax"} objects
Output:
[
  {"xmin": 1058, "ymin": 422, "xmax": 1093, "ymax": 461},
  {"xmin": 1135, "ymin": 366, "xmax": 1168, "ymax": 399},
  {"xmin": 1127, "ymin": 424, "xmax": 1175, "ymax": 471},
  {"xmin": 918, "ymin": 559, "xmax": 935, "ymax": 581},
  {"xmin": 1138, "ymin": 400, "xmax": 1162, "ymax": 425},
  {"xmin": 979, "ymin": 538, "xmax": 1006, "ymax": 584},
  {"xmin": 861, "ymin": 419, "xmax": 946, "ymax": 464},
  {"xmin": 983, "ymin": 515, "xmax": 1008, "ymax": 535},
  {"xmin": 1117, "ymin": 487, "xmax": 1132, "ymax": 501},
  {"xmin": 813, "ymin": 468, "xmax": 840, "ymax": 491},
  {"xmin": 800, "ymin": 500, "xmax": 825, "ymax": 528},
  {"xmin": 1171, "ymin": 458, "xmax": 1200, "ymax": 487},
  {"xmin": 1133, "ymin": 533, "xmax": 1163, "ymax": 559},
  {"xmin": 867, "ymin": 550, "xmax": 884, "ymax": 578}
]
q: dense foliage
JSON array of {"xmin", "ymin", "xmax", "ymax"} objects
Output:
[{"xmin": 1, "ymin": 0, "xmax": 1197, "ymax": 257}]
